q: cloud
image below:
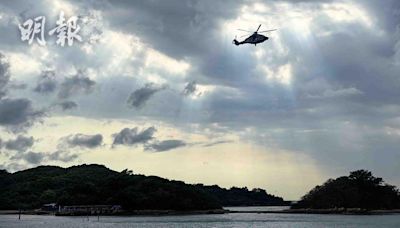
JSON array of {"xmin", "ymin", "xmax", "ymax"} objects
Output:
[
  {"xmin": 33, "ymin": 70, "xmax": 57, "ymax": 94},
  {"xmin": 0, "ymin": 162, "xmax": 26, "ymax": 173},
  {"xmin": 0, "ymin": 53, "xmax": 44, "ymax": 131},
  {"xmin": 20, "ymin": 151, "xmax": 44, "ymax": 164},
  {"xmin": 202, "ymin": 140, "xmax": 234, "ymax": 147},
  {"xmin": 8, "ymin": 81, "xmax": 27, "ymax": 90},
  {"xmin": 62, "ymin": 133, "xmax": 103, "ymax": 148},
  {"xmin": 302, "ymin": 85, "xmax": 364, "ymax": 100},
  {"xmin": 111, "ymin": 126, "xmax": 187, "ymax": 152},
  {"xmin": 102, "ymin": 0, "xmax": 244, "ymax": 59},
  {"xmin": 127, "ymin": 83, "xmax": 167, "ymax": 108},
  {"xmin": 112, "ymin": 127, "xmax": 156, "ymax": 146},
  {"xmin": 0, "ymin": 52, "xmax": 10, "ymax": 97},
  {"xmin": 58, "ymin": 71, "xmax": 96, "ymax": 99},
  {"xmin": 4, "ymin": 135, "xmax": 34, "ymax": 152},
  {"xmin": 145, "ymin": 139, "xmax": 186, "ymax": 152},
  {"xmin": 10, "ymin": 151, "xmax": 44, "ymax": 165},
  {"xmin": 56, "ymin": 101, "xmax": 78, "ymax": 111},
  {"xmin": 0, "ymin": 98, "xmax": 44, "ymax": 131},
  {"xmin": 182, "ymin": 81, "xmax": 198, "ymax": 96},
  {"xmin": 5, "ymin": 140, "xmax": 82, "ymax": 166},
  {"xmin": 47, "ymin": 150, "xmax": 79, "ymax": 162},
  {"xmin": 10, "ymin": 150, "xmax": 78, "ymax": 165}
]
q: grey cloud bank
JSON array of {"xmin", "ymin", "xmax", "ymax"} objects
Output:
[
  {"xmin": 4, "ymin": 135, "xmax": 34, "ymax": 152},
  {"xmin": 63, "ymin": 133, "xmax": 103, "ymax": 148},
  {"xmin": 58, "ymin": 71, "xmax": 96, "ymax": 99},
  {"xmin": 145, "ymin": 139, "xmax": 187, "ymax": 152},
  {"xmin": 127, "ymin": 83, "xmax": 167, "ymax": 109},
  {"xmin": 112, "ymin": 127, "xmax": 156, "ymax": 146},
  {"xmin": 33, "ymin": 70, "xmax": 57, "ymax": 94}
]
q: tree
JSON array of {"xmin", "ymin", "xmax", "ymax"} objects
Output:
[
  {"xmin": 39, "ymin": 190, "xmax": 57, "ymax": 204},
  {"xmin": 292, "ymin": 170, "xmax": 400, "ymax": 210}
]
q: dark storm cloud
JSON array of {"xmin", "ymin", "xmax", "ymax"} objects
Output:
[
  {"xmin": 359, "ymin": 0, "xmax": 400, "ymax": 32},
  {"xmin": 0, "ymin": 98, "xmax": 44, "ymax": 131},
  {"xmin": 104, "ymin": 0, "xmax": 244, "ymax": 59},
  {"xmin": 33, "ymin": 70, "xmax": 57, "ymax": 94},
  {"xmin": 101, "ymin": 0, "xmax": 257, "ymax": 88},
  {"xmin": 56, "ymin": 101, "xmax": 78, "ymax": 111},
  {"xmin": 290, "ymin": 22, "xmax": 400, "ymax": 106},
  {"xmin": 58, "ymin": 71, "xmax": 96, "ymax": 99},
  {"xmin": 127, "ymin": 83, "xmax": 167, "ymax": 108},
  {"xmin": 5, "ymin": 135, "xmax": 34, "ymax": 152},
  {"xmin": 63, "ymin": 133, "xmax": 103, "ymax": 148},
  {"xmin": 112, "ymin": 127, "xmax": 156, "ymax": 146},
  {"xmin": 145, "ymin": 139, "xmax": 186, "ymax": 152}
]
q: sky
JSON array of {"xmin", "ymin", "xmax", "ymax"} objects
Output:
[{"xmin": 0, "ymin": 0, "xmax": 400, "ymax": 200}]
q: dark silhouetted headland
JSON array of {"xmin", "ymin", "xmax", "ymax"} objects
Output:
[
  {"xmin": 0, "ymin": 164, "xmax": 287, "ymax": 215},
  {"xmin": 291, "ymin": 170, "xmax": 400, "ymax": 212}
]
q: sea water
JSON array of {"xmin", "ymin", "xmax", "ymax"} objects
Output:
[{"xmin": 1, "ymin": 207, "xmax": 400, "ymax": 228}]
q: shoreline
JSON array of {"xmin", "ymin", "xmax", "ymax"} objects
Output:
[
  {"xmin": 2, "ymin": 208, "xmax": 400, "ymax": 216},
  {"xmin": 0, "ymin": 209, "xmax": 229, "ymax": 216},
  {"xmin": 229, "ymin": 208, "xmax": 400, "ymax": 215}
]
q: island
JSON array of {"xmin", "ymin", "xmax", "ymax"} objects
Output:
[
  {"xmin": 0, "ymin": 164, "xmax": 288, "ymax": 215},
  {"xmin": 291, "ymin": 170, "xmax": 400, "ymax": 214}
]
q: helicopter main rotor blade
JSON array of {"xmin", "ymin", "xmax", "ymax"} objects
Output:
[
  {"xmin": 238, "ymin": 29, "xmax": 252, "ymax": 33},
  {"xmin": 256, "ymin": 24, "xmax": 262, "ymax": 32},
  {"xmin": 258, "ymin": 29, "xmax": 277, "ymax": 33}
]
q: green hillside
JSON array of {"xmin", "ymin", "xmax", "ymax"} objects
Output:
[{"xmin": 0, "ymin": 164, "xmax": 287, "ymax": 210}]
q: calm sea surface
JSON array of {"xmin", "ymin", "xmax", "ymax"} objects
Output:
[{"xmin": 1, "ymin": 207, "xmax": 400, "ymax": 228}]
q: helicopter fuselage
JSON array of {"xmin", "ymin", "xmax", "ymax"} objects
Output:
[{"xmin": 233, "ymin": 33, "xmax": 268, "ymax": 46}]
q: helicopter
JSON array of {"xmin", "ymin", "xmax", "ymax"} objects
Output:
[{"xmin": 233, "ymin": 24, "xmax": 276, "ymax": 46}]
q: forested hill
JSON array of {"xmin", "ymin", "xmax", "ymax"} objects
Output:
[
  {"xmin": 198, "ymin": 185, "xmax": 286, "ymax": 206},
  {"xmin": 292, "ymin": 170, "xmax": 400, "ymax": 210},
  {"xmin": 0, "ymin": 164, "xmax": 287, "ymax": 210}
]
